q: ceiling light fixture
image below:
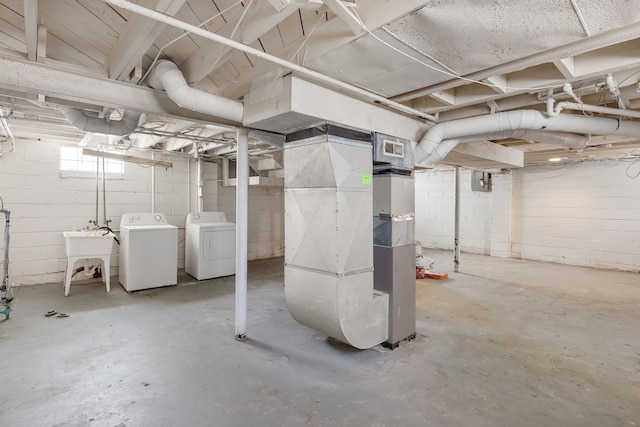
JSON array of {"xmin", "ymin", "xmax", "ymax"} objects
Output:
[{"xmin": 548, "ymin": 157, "xmax": 563, "ymax": 162}]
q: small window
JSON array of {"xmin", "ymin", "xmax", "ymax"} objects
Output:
[{"xmin": 59, "ymin": 146, "xmax": 124, "ymax": 174}]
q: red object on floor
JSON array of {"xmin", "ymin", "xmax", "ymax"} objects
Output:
[{"xmin": 416, "ymin": 267, "xmax": 448, "ymax": 280}]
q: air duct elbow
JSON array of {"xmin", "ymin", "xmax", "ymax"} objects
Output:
[
  {"xmin": 413, "ymin": 110, "xmax": 640, "ymax": 167},
  {"xmin": 285, "ymin": 267, "xmax": 389, "ymax": 350},
  {"xmin": 61, "ymin": 107, "xmax": 140, "ymax": 136},
  {"xmin": 147, "ymin": 60, "xmax": 243, "ymax": 124}
]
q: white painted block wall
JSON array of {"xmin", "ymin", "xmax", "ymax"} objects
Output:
[
  {"xmin": 415, "ymin": 162, "xmax": 640, "ymax": 272},
  {"xmin": 217, "ymin": 183, "xmax": 285, "ymax": 260},
  {"xmin": 0, "ymin": 140, "xmax": 268, "ymax": 286},
  {"xmin": 415, "ymin": 169, "xmax": 511, "ymax": 258},
  {"xmin": 511, "ymin": 162, "xmax": 640, "ymax": 271}
]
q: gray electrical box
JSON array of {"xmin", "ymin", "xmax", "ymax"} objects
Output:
[{"xmin": 471, "ymin": 171, "xmax": 492, "ymax": 192}]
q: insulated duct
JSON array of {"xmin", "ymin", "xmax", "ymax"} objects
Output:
[
  {"xmin": 146, "ymin": 60, "xmax": 244, "ymax": 124},
  {"xmin": 414, "ymin": 110, "xmax": 640, "ymax": 166},
  {"xmin": 61, "ymin": 106, "xmax": 140, "ymax": 136},
  {"xmin": 284, "ymin": 125, "xmax": 389, "ymax": 350}
]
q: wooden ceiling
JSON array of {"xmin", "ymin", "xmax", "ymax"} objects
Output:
[{"xmin": 2, "ymin": 0, "xmax": 640, "ymax": 168}]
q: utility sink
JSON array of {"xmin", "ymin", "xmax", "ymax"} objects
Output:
[{"xmin": 63, "ymin": 230, "xmax": 115, "ymax": 257}]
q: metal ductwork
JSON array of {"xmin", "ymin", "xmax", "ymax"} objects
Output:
[
  {"xmin": 146, "ymin": 60, "xmax": 244, "ymax": 124},
  {"xmin": 61, "ymin": 106, "xmax": 141, "ymax": 136},
  {"xmin": 414, "ymin": 110, "xmax": 640, "ymax": 167},
  {"xmin": 284, "ymin": 124, "xmax": 389, "ymax": 349}
]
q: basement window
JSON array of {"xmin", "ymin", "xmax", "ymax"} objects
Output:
[{"xmin": 59, "ymin": 146, "xmax": 124, "ymax": 175}]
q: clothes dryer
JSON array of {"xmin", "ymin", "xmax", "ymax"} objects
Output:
[{"xmin": 185, "ymin": 212, "xmax": 236, "ymax": 280}]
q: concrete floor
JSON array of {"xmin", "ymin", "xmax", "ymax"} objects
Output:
[{"xmin": 0, "ymin": 249, "xmax": 639, "ymax": 427}]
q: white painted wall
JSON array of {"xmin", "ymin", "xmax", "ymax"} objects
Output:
[
  {"xmin": 415, "ymin": 168, "xmax": 511, "ymax": 258},
  {"xmin": 218, "ymin": 183, "xmax": 285, "ymax": 260},
  {"xmin": 415, "ymin": 162, "xmax": 640, "ymax": 272},
  {"xmin": 511, "ymin": 162, "xmax": 640, "ymax": 271},
  {"xmin": 0, "ymin": 139, "xmax": 283, "ymax": 286}
]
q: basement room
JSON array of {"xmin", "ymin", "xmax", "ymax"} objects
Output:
[{"xmin": 0, "ymin": 0, "xmax": 639, "ymax": 426}]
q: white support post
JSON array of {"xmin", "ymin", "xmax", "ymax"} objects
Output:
[
  {"xmin": 151, "ymin": 151, "xmax": 156, "ymax": 212},
  {"xmin": 235, "ymin": 127, "xmax": 249, "ymax": 340},
  {"xmin": 454, "ymin": 166, "xmax": 460, "ymax": 273}
]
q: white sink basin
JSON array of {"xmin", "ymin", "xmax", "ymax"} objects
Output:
[{"xmin": 63, "ymin": 230, "xmax": 115, "ymax": 257}]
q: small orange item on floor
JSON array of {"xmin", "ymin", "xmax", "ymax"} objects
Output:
[{"xmin": 416, "ymin": 267, "xmax": 448, "ymax": 280}]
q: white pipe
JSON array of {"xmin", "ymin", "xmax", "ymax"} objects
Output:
[
  {"xmin": 0, "ymin": 118, "xmax": 15, "ymax": 152},
  {"xmin": 550, "ymin": 101, "xmax": 640, "ymax": 119},
  {"xmin": 60, "ymin": 106, "xmax": 140, "ymax": 135},
  {"xmin": 415, "ymin": 110, "xmax": 640, "ymax": 166},
  {"xmin": 562, "ymin": 83, "xmax": 581, "ymax": 103},
  {"xmin": 235, "ymin": 127, "xmax": 249, "ymax": 341},
  {"xmin": 196, "ymin": 157, "xmax": 204, "ymax": 213},
  {"xmin": 147, "ymin": 60, "xmax": 244, "ymax": 123},
  {"xmin": 222, "ymin": 158, "xmax": 230, "ymax": 187},
  {"xmin": 151, "ymin": 151, "xmax": 156, "ymax": 212},
  {"xmin": 104, "ymin": 0, "xmax": 438, "ymax": 123}
]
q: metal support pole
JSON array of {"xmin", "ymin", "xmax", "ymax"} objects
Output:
[
  {"xmin": 454, "ymin": 167, "xmax": 460, "ymax": 273},
  {"xmin": 235, "ymin": 127, "xmax": 249, "ymax": 340},
  {"xmin": 151, "ymin": 151, "xmax": 156, "ymax": 212}
]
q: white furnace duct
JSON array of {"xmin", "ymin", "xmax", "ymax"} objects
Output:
[{"xmin": 284, "ymin": 124, "xmax": 389, "ymax": 350}]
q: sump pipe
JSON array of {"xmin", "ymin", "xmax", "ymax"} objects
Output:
[{"xmin": 414, "ymin": 110, "xmax": 640, "ymax": 166}]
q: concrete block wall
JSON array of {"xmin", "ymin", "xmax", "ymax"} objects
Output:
[
  {"xmin": 415, "ymin": 169, "xmax": 511, "ymax": 257},
  {"xmin": 0, "ymin": 140, "xmax": 209, "ymax": 286},
  {"xmin": 511, "ymin": 162, "xmax": 640, "ymax": 271},
  {"xmin": 415, "ymin": 162, "xmax": 640, "ymax": 272},
  {"xmin": 218, "ymin": 182, "xmax": 285, "ymax": 260}
]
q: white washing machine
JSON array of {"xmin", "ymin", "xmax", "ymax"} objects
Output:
[
  {"xmin": 119, "ymin": 213, "xmax": 178, "ymax": 291},
  {"xmin": 185, "ymin": 212, "xmax": 236, "ymax": 280}
]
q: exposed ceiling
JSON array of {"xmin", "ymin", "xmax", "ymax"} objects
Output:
[{"xmin": 1, "ymin": 0, "xmax": 640, "ymax": 169}]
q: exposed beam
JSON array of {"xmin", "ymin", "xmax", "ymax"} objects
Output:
[
  {"xmin": 447, "ymin": 141, "xmax": 524, "ymax": 169},
  {"xmin": 181, "ymin": 1, "xmax": 325, "ymax": 85},
  {"xmin": 0, "ymin": 53, "xmax": 241, "ymax": 126},
  {"xmin": 36, "ymin": 25, "xmax": 47, "ymax": 63},
  {"xmin": 220, "ymin": 0, "xmax": 431, "ymax": 99},
  {"xmin": 430, "ymin": 90, "xmax": 456, "ymax": 106},
  {"xmin": 107, "ymin": 0, "xmax": 187, "ymax": 82},
  {"xmin": 179, "ymin": 5, "xmax": 247, "ymax": 85},
  {"xmin": 391, "ymin": 21, "xmax": 640, "ymax": 103},
  {"xmin": 83, "ymin": 148, "xmax": 173, "ymax": 168},
  {"xmin": 322, "ymin": 0, "xmax": 365, "ymax": 35},
  {"xmin": 554, "ymin": 56, "xmax": 576, "ymax": 78},
  {"xmin": 484, "ymin": 75, "xmax": 508, "ymax": 94},
  {"xmin": 23, "ymin": 0, "xmax": 38, "ymax": 61}
]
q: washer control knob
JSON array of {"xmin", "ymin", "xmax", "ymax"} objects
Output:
[{"xmin": 155, "ymin": 214, "xmax": 162, "ymax": 222}]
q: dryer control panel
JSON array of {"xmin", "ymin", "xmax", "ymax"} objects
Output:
[{"xmin": 120, "ymin": 213, "xmax": 168, "ymax": 226}]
